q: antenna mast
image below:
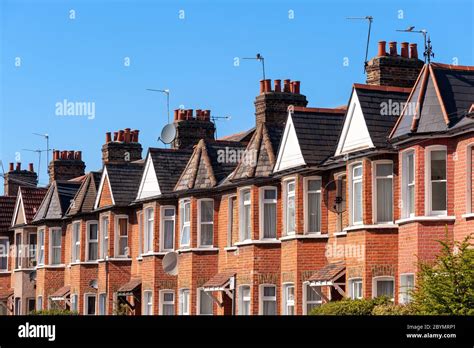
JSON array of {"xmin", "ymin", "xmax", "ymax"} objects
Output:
[
  {"xmin": 243, "ymin": 53, "xmax": 266, "ymax": 80},
  {"xmin": 347, "ymin": 16, "xmax": 374, "ymax": 73},
  {"xmin": 396, "ymin": 27, "xmax": 434, "ymax": 63},
  {"xmin": 210, "ymin": 115, "xmax": 231, "ymax": 138}
]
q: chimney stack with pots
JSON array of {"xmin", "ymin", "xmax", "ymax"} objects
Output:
[
  {"xmin": 102, "ymin": 128, "xmax": 143, "ymax": 164},
  {"xmin": 172, "ymin": 109, "xmax": 215, "ymax": 150},
  {"xmin": 48, "ymin": 150, "xmax": 86, "ymax": 183},
  {"xmin": 3, "ymin": 162, "xmax": 38, "ymax": 196}
]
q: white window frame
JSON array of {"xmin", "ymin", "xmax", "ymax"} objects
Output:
[
  {"xmin": 197, "ymin": 288, "xmax": 213, "ymax": 315},
  {"xmin": 27, "ymin": 232, "xmax": 37, "ymax": 268},
  {"xmin": 0, "ymin": 237, "xmax": 9, "ymax": 271},
  {"xmin": 259, "ymin": 284, "xmax": 277, "ymax": 315},
  {"xmin": 100, "ymin": 215, "xmax": 109, "ymax": 259},
  {"xmin": 160, "ymin": 206, "xmax": 175, "ymax": 252},
  {"xmin": 372, "ymin": 160, "xmax": 394, "ymax": 224},
  {"xmin": 399, "ymin": 273, "xmax": 415, "ymax": 304},
  {"xmin": 348, "ymin": 278, "xmax": 363, "ymax": 299},
  {"xmin": 114, "ymin": 215, "xmax": 129, "ymax": 258},
  {"xmin": 137, "ymin": 211, "xmax": 143, "ymax": 256},
  {"xmin": 86, "ymin": 220, "xmax": 99, "ymax": 261},
  {"xmin": 302, "ymin": 281, "xmax": 322, "ymax": 315},
  {"xmin": 401, "ymin": 149, "xmax": 416, "ymax": 218},
  {"xmin": 282, "ymin": 283, "xmax": 295, "ymax": 315},
  {"xmin": 71, "ymin": 222, "xmax": 81, "ymax": 263},
  {"xmin": 15, "ymin": 232, "xmax": 22, "ymax": 269},
  {"xmin": 372, "ymin": 276, "xmax": 395, "ymax": 300},
  {"xmin": 143, "ymin": 207, "xmax": 154, "ymax": 254},
  {"xmin": 197, "ymin": 199, "xmax": 214, "ymax": 248},
  {"xmin": 239, "ymin": 188, "xmax": 252, "ymax": 241},
  {"xmin": 49, "ymin": 228, "xmax": 62, "ymax": 265},
  {"xmin": 84, "ymin": 293, "xmax": 97, "ymax": 315},
  {"xmin": 304, "ymin": 176, "xmax": 322, "ymax": 234},
  {"xmin": 98, "ymin": 293, "xmax": 107, "ymax": 315},
  {"xmin": 37, "ymin": 229, "xmax": 45, "ymax": 266},
  {"xmin": 259, "ymin": 186, "xmax": 278, "ymax": 240},
  {"xmin": 349, "ymin": 163, "xmax": 363, "ymax": 225},
  {"xmin": 466, "ymin": 144, "xmax": 474, "ymax": 214},
  {"xmin": 179, "ymin": 289, "xmax": 190, "ymax": 315},
  {"xmin": 283, "ymin": 179, "xmax": 296, "ymax": 235},
  {"xmin": 36, "ymin": 296, "xmax": 43, "ymax": 311},
  {"xmin": 238, "ymin": 285, "xmax": 251, "ymax": 315},
  {"xmin": 425, "ymin": 145, "xmax": 448, "ymax": 216},
  {"xmin": 159, "ymin": 290, "xmax": 175, "ymax": 315},
  {"xmin": 143, "ymin": 290, "xmax": 153, "ymax": 315},
  {"xmin": 179, "ymin": 199, "xmax": 191, "ymax": 248},
  {"xmin": 227, "ymin": 195, "xmax": 237, "ymax": 247},
  {"xmin": 70, "ymin": 294, "xmax": 78, "ymax": 312}
]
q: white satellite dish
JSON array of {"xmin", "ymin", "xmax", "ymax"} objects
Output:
[
  {"xmin": 162, "ymin": 251, "xmax": 179, "ymax": 276},
  {"xmin": 89, "ymin": 279, "xmax": 98, "ymax": 289},
  {"xmin": 160, "ymin": 123, "xmax": 177, "ymax": 144}
]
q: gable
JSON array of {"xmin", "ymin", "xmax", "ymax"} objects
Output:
[
  {"xmin": 12, "ymin": 192, "xmax": 26, "ymax": 226},
  {"xmin": 136, "ymin": 155, "xmax": 161, "ymax": 200},
  {"xmin": 335, "ymin": 90, "xmax": 374, "ymax": 156},
  {"xmin": 274, "ymin": 113, "xmax": 305, "ymax": 172},
  {"xmin": 94, "ymin": 168, "xmax": 115, "ymax": 209}
]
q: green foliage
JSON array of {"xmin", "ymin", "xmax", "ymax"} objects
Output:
[
  {"xmin": 371, "ymin": 303, "xmax": 416, "ymax": 315},
  {"xmin": 310, "ymin": 296, "xmax": 391, "ymax": 315},
  {"xmin": 29, "ymin": 309, "xmax": 78, "ymax": 315},
  {"xmin": 113, "ymin": 302, "xmax": 131, "ymax": 315},
  {"xmin": 411, "ymin": 233, "xmax": 474, "ymax": 315}
]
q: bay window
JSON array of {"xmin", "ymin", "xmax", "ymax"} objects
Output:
[
  {"xmin": 305, "ymin": 178, "xmax": 321, "ymax": 233},
  {"xmin": 402, "ymin": 150, "xmax": 415, "ymax": 218},
  {"xmin": 351, "ymin": 165, "xmax": 363, "ymax": 225},
  {"xmin": 49, "ymin": 229, "xmax": 62, "ymax": 265},
  {"xmin": 87, "ymin": 222, "xmax": 98, "ymax": 261},
  {"xmin": 239, "ymin": 285, "xmax": 251, "ymax": 315},
  {"xmin": 116, "ymin": 216, "xmax": 129, "ymax": 257},
  {"xmin": 240, "ymin": 189, "xmax": 251, "ymax": 241},
  {"xmin": 426, "ymin": 147, "xmax": 447, "ymax": 215},
  {"xmin": 374, "ymin": 162, "xmax": 393, "ymax": 223},
  {"xmin": 160, "ymin": 207, "xmax": 175, "ymax": 251},
  {"xmin": 144, "ymin": 207, "xmax": 154, "ymax": 253},
  {"xmin": 71, "ymin": 222, "xmax": 80, "ymax": 263},
  {"xmin": 260, "ymin": 285, "xmax": 277, "ymax": 315},
  {"xmin": 260, "ymin": 187, "xmax": 277, "ymax": 239},
  {"xmin": 285, "ymin": 180, "xmax": 296, "ymax": 234},
  {"xmin": 198, "ymin": 199, "xmax": 214, "ymax": 247},
  {"xmin": 180, "ymin": 200, "xmax": 191, "ymax": 247}
]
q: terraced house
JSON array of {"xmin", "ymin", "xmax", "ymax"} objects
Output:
[{"xmin": 0, "ymin": 40, "xmax": 473, "ymax": 315}]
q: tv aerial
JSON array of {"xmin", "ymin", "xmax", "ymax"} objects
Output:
[
  {"xmin": 396, "ymin": 26, "xmax": 434, "ymax": 63},
  {"xmin": 211, "ymin": 115, "xmax": 231, "ymax": 138},
  {"xmin": 22, "ymin": 148, "xmax": 47, "ymax": 183},
  {"xmin": 346, "ymin": 16, "xmax": 374, "ymax": 73},
  {"xmin": 243, "ymin": 53, "xmax": 266, "ymax": 80}
]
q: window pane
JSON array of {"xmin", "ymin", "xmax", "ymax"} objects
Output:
[
  {"xmin": 287, "ymin": 196, "xmax": 295, "ymax": 232},
  {"xmin": 376, "ymin": 280, "xmax": 394, "ymax": 298},
  {"xmin": 200, "ymin": 201, "xmax": 213, "ymax": 223},
  {"xmin": 264, "ymin": 189, "xmax": 276, "ymax": 200},
  {"xmin": 308, "ymin": 192, "xmax": 321, "ymax": 232},
  {"xmin": 199, "ymin": 290, "xmax": 213, "ymax": 315},
  {"xmin": 164, "ymin": 220, "xmax": 174, "ymax": 250},
  {"xmin": 181, "ymin": 226, "xmax": 190, "ymax": 245},
  {"xmin": 87, "ymin": 296, "xmax": 96, "ymax": 315},
  {"xmin": 432, "ymin": 182, "xmax": 447, "ymax": 211},
  {"xmin": 163, "ymin": 293, "xmax": 174, "ymax": 302},
  {"xmin": 431, "ymin": 150, "xmax": 446, "ymax": 180},
  {"xmin": 184, "ymin": 202, "xmax": 190, "ymax": 222},
  {"xmin": 263, "ymin": 203, "xmax": 276, "ymax": 238},
  {"xmin": 164, "ymin": 208, "xmax": 174, "ymax": 217},
  {"xmin": 307, "ymin": 284, "xmax": 321, "ymax": 302},
  {"xmin": 408, "ymin": 185, "xmax": 415, "ymax": 215},
  {"xmin": 243, "ymin": 205, "xmax": 251, "ymax": 240},
  {"xmin": 243, "ymin": 190, "xmax": 250, "ymax": 202},
  {"xmin": 263, "ymin": 301, "xmax": 276, "ymax": 315},
  {"xmin": 353, "ymin": 181, "xmax": 362, "ymax": 223},
  {"xmin": 376, "ymin": 163, "xmax": 392, "ymax": 177},
  {"xmin": 263, "ymin": 286, "xmax": 275, "ymax": 297},
  {"xmin": 200, "ymin": 224, "xmax": 213, "ymax": 246},
  {"xmin": 353, "ymin": 166, "xmax": 362, "ymax": 177},
  {"xmin": 89, "ymin": 224, "xmax": 98, "ymax": 240},
  {"xmin": 408, "ymin": 153, "xmax": 414, "ymax": 184},
  {"xmin": 308, "ymin": 180, "xmax": 321, "ymax": 192},
  {"xmin": 377, "ymin": 178, "xmax": 393, "ymax": 222},
  {"xmin": 163, "ymin": 304, "xmax": 174, "ymax": 315}
]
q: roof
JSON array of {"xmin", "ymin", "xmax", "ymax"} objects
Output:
[
  {"xmin": 175, "ymin": 140, "xmax": 246, "ymax": 191},
  {"xmin": 103, "ymin": 162, "xmax": 144, "ymax": 207},
  {"xmin": 390, "ymin": 63, "xmax": 474, "ymax": 140},
  {"xmin": 308, "ymin": 262, "xmax": 346, "ymax": 282},
  {"xmin": 67, "ymin": 171, "xmax": 102, "ymax": 216},
  {"xmin": 0, "ymin": 287, "xmax": 13, "ymax": 301},
  {"xmin": 117, "ymin": 278, "xmax": 142, "ymax": 295},
  {"xmin": 218, "ymin": 127, "xmax": 255, "ymax": 143},
  {"xmin": 50, "ymin": 286, "xmax": 70, "ymax": 299},
  {"xmin": 13, "ymin": 187, "xmax": 48, "ymax": 226},
  {"xmin": 148, "ymin": 148, "xmax": 192, "ymax": 193},
  {"xmin": 202, "ymin": 271, "xmax": 236, "ymax": 289},
  {"xmin": 0, "ymin": 196, "xmax": 16, "ymax": 232},
  {"xmin": 33, "ymin": 181, "xmax": 81, "ymax": 222}
]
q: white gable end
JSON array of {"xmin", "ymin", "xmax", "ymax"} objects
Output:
[
  {"xmin": 274, "ymin": 112, "xmax": 306, "ymax": 172},
  {"xmin": 335, "ymin": 90, "xmax": 374, "ymax": 156},
  {"xmin": 136, "ymin": 155, "xmax": 161, "ymax": 200}
]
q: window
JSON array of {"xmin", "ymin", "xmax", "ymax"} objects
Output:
[
  {"xmin": 468, "ymin": 145, "xmax": 474, "ymax": 214},
  {"xmin": 37, "ymin": 296, "xmax": 43, "ymax": 311},
  {"xmin": 100, "ymin": 216, "xmax": 109, "ymax": 258},
  {"xmin": 87, "ymin": 222, "xmax": 98, "ymax": 261},
  {"xmin": 160, "ymin": 207, "xmax": 175, "ymax": 251},
  {"xmin": 160, "ymin": 291, "xmax": 175, "ymax": 315},
  {"xmin": 303, "ymin": 283, "xmax": 322, "ymax": 315},
  {"xmin": 351, "ymin": 165, "xmax": 363, "ymax": 224},
  {"xmin": 197, "ymin": 288, "xmax": 213, "ymax": 315},
  {"xmin": 15, "ymin": 233, "xmax": 21, "ymax": 269},
  {"xmin": 373, "ymin": 277, "xmax": 394, "ymax": 300},
  {"xmin": 179, "ymin": 289, "xmax": 190, "ymax": 315},
  {"xmin": 335, "ymin": 175, "xmax": 347, "ymax": 232},
  {"xmin": 402, "ymin": 151, "xmax": 415, "ymax": 218},
  {"xmin": 227, "ymin": 196, "xmax": 237, "ymax": 247},
  {"xmin": 198, "ymin": 200, "xmax": 214, "ymax": 247},
  {"xmin": 283, "ymin": 284, "xmax": 295, "ymax": 315},
  {"xmin": 305, "ymin": 178, "xmax": 321, "ymax": 233},
  {"xmin": 116, "ymin": 217, "xmax": 129, "ymax": 257},
  {"xmin": 98, "ymin": 293, "xmax": 106, "ymax": 315},
  {"xmin": 240, "ymin": 189, "xmax": 251, "ymax": 241},
  {"xmin": 374, "ymin": 162, "xmax": 393, "ymax": 223},
  {"xmin": 144, "ymin": 207, "xmax": 154, "ymax": 253},
  {"xmin": 426, "ymin": 147, "xmax": 447, "ymax": 215},
  {"xmin": 260, "ymin": 285, "xmax": 277, "ymax": 315},
  {"xmin": 28, "ymin": 233, "xmax": 37, "ymax": 267},
  {"xmin": 349, "ymin": 278, "xmax": 363, "ymax": 299},
  {"xmin": 180, "ymin": 200, "xmax": 191, "ymax": 247},
  {"xmin": 14, "ymin": 298, "xmax": 21, "ymax": 315},
  {"xmin": 50, "ymin": 229, "xmax": 62, "ymax": 265},
  {"xmin": 38, "ymin": 229, "xmax": 45, "ymax": 266},
  {"xmin": 399, "ymin": 274, "xmax": 415, "ymax": 304},
  {"xmin": 138, "ymin": 211, "xmax": 143, "ymax": 255},
  {"xmin": 27, "ymin": 298, "xmax": 35, "ymax": 313},
  {"xmin": 239, "ymin": 285, "xmax": 251, "ymax": 315},
  {"xmin": 84, "ymin": 294, "xmax": 96, "ymax": 315},
  {"xmin": 71, "ymin": 294, "xmax": 78, "ymax": 312},
  {"xmin": 0, "ymin": 237, "xmax": 9, "ymax": 271},
  {"xmin": 71, "ymin": 222, "xmax": 80, "ymax": 263},
  {"xmin": 143, "ymin": 291, "xmax": 153, "ymax": 315},
  {"xmin": 260, "ymin": 187, "xmax": 277, "ymax": 239},
  {"xmin": 285, "ymin": 181, "xmax": 296, "ymax": 235}
]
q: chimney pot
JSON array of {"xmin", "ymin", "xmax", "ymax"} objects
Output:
[
  {"xmin": 53, "ymin": 150, "xmax": 59, "ymax": 161},
  {"xmin": 186, "ymin": 109, "xmax": 193, "ymax": 120},
  {"xmin": 389, "ymin": 41, "xmax": 397, "ymax": 56},
  {"xmin": 401, "ymin": 42, "xmax": 409, "ymax": 58},
  {"xmin": 274, "ymin": 79, "xmax": 281, "ymax": 92},
  {"xmin": 28, "ymin": 163, "xmax": 34, "ymax": 172},
  {"xmin": 9, "ymin": 163, "xmax": 14, "ymax": 172},
  {"xmin": 67, "ymin": 151, "xmax": 74, "ymax": 160},
  {"xmin": 293, "ymin": 81, "xmax": 301, "ymax": 94},
  {"xmin": 204, "ymin": 110, "xmax": 211, "ymax": 121},
  {"xmin": 377, "ymin": 41, "xmax": 386, "ymax": 57},
  {"xmin": 264, "ymin": 79, "xmax": 272, "ymax": 93},
  {"xmin": 124, "ymin": 128, "xmax": 131, "ymax": 143},
  {"xmin": 409, "ymin": 43, "xmax": 418, "ymax": 59},
  {"xmin": 118, "ymin": 130, "xmax": 124, "ymax": 142},
  {"xmin": 16, "ymin": 163, "xmax": 21, "ymax": 171},
  {"xmin": 283, "ymin": 79, "xmax": 291, "ymax": 92},
  {"xmin": 259, "ymin": 80, "xmax": 265, "ymax": 94},
  {"xmin": 61, "ymin": 151, "xmax": 68, "ymax": 160},
  {"xmin": 174, "ymin": 109, "xmax": 179, "ymax": 121},
  {"xmin": 105, "ymin": 132, "xmax": 112, "ymax": 143},
  {"xmin": 113, "ymin": 132, "xmax": 118, "ymax": 141},
  {"xmin": 75, "ymin": 151, "xmax": 82, "ymax": 161},
  {"xmin": 196, "ymin": 109, "xmax": 202, "ymax": 119},
  {"xmin": 179, "ymin": 109, "xmax": 186, "ymax": 120}
]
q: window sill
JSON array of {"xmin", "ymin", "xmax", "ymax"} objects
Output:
[
  {"xmin": 36, "ymin": 264, "xmax": 66, "ymax": 269},
  {"xmin": 395, "ymin": 216, "xmax": 456, "ymax": 225},
  {"xmin": 333, "ymin": 232, "xmax": 347, "ymax": 237},
  {"xmin": 343, "ymin": 224, "xmax": 398, "ymax": 232},
  {"xmin": 69, "ymin": 261, "xmax": 99, "ymax": 266},
  {"xmin": 234, "ymin": 240, "xmax": 281, "ymax": 247},
  {"xmin": 0, "ymin": 270, "xmax": 11, "ymax": 274},
  {"xmin": 140, "ymin": 252, "xmax": 169, "ymax": 258},
  {"xmin": 177, "ymin": 247, "xmax": 219, "ymax": 253},
  {"xmin": 97, "ymin": 258, "xmax": 132, "ymax": 262},
  {"xmin": 279, "ymin": 234, "xmax": 329, "ymax": 241},
  {"xmin": 224, "ymin": 247, "xmax": 238, "ymax": 251},
  {"xmin": 461, "ymin": 213, "xmax": 474, "ymax": 219}
]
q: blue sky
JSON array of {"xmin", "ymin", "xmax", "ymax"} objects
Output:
[{"xmin": 1, "ymin": 0, "xmax": 473, "ymax": 187}]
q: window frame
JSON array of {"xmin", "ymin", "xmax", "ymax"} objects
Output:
[
  {"xmin": 401, "ymin": 149, "xmax": 416, "ymax": 218},
  {"xmin": 197, "ymin": 199, "xmax": 214, "ymax": 248},
  {"xmin": 27, "ymin": 232, "xmax": 37, "ymax": 268},
  {"xmin": 372, "ymin": 160, "xmax": 394, "ymax": 224},
  {"xmin": 238, "ymin": 285, "xmax": 251, "ymax": 315},
  {"xmin": 282, "ymin": 283, "xmax": 295, "ymax": 315},
  {"xmin": 70, "ymin": 294, "xmax": 78, "ymax": 312},
  {"xmin": 0, "ymin": 237, "xmax": 9, "ymax": 271},
  {"xmin": 37, "ymin": 229, "xmax": 45, "ymax": 266},
  {"xmin": 114, "ymin": 215, "xmax": 129, "ymax": 258},
  {"xmin": 259, "ymin": 284, "xmax": 277, "ymax": 315},
  {"xmin": 49, "ymin": 228, "xmax": 62, "ymax": 266},
  {"xmin": 425, "ymin": 145, "xmax": 448, "ymax": 216},
  {"xmin": 100, "ymin": 215, "xmax": 109, "ymax": 259},
  {"xmin": 259, "ymin": 186, "xmax": 278, "ymax": 240},
  {"xmin": 302, "ymin": 281, "xmax": 322, "ymax": 315},
  {"xmin": 15, "ymin": 232, "xmax": 22, "ymax": 269},
  {"xmin": 71, "ymin": 222, "xmax": 81, "ymax": 263},
  {"xmin": 372, "ymin": 276, "xmax": 395, "ymax": 300},
  {"xmin": 137, "ymin": 211, "xmax": 143, "ymax": 256},
  {"xmin": 239, "ymin": 188, "xmax": 252, "ymax": 242},
  {"xmin": 36, "ymin": 296, "xmax": 43, "ymax": 311},
  {"xmin": 143, "ymin": 207, "xmax": 154, "ymax": 254},
  {"xmin": 84, "ymin": 293, "xmax": 97, "ymax": 315},
  {"xmin": 143, "ymin": 290, "xmax": 153, "ymax": 315},
  {"xmin": 227, "ymin": 195, "xmax": 237, "ymax": 247},
  {"xmin": 466, "ymin": 144, "xmax": 474, "ymax": 214},
  {"xmin": 399, "ymin": 273, "xmax": 415, "ymax": 304},
  {"xmin": 349, "ymin": 163, "xmax": 363, "ymax": 225},
  {"xmin": 98, "ymin": 293, "xmax": 107, "ymax": 315},
  {"xmin": 179, "ymin": 289, "xmax": 190, "ymax": 315},
  {"xmin": 86, "ymin": 220, "xmax": 99, "ymax": 262},
  {"xmin": 303, "ymin": 176, "xmax": 322, "ymax": 234},
  {"xmin": 159, "ymin": 206, "xmax": 176, "ymax": 252},
  {"xmin": 348, "ymin": 278, "xmax": 363, "ymax": 300},
  {"xmin": 159, "ymin": 290, "xmax": 175, "ymax": 315},
  {"xmin": 179, "ymin": 199, "xmax": 191, "ymax": 248},
  {"xmin": 197, "ymin": 288, "xmax": 213, "ymax": 315},
  {"xmin": 283, "ymin": 179, "xmax": 296, "ymax": 235}
]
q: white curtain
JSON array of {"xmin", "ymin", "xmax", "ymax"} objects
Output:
[
  {"xmin": 164, "ymin": 220, "xmax": 174, "ymax": 249},
  {"xmin": 200, "ymin": 201, "xmax": 213, "ymax": 245},
  {"xmin": 264, "ymin": 202, "xmax": 276, "ymax": 238},
  {"xmin": 308, "ymin": 192, "xmax": 321, "ymax": 232}
]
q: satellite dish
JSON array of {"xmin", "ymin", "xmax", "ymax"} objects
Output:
[
  {"xmin": 159, "ymin": 123, "xmax": 177, "ymax": 144},
  {"xmin": 324, "ymin": 178, "xmax": 347, "ymax": 214},
  {"xmin": 89, "ymin": 279, "xmax": 98, "ymax": 289},
  {"xmin": 162, "ymin": 251, "xmax": 179, "ymax": 276},
  {"xmin": 29, "ymin": 270, "xmax": 37, "ymax": 282}
]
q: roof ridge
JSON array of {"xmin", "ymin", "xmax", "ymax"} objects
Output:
[
  {"xmin": 353, "ymin": 83, "xmax": 412, "ymax": 94},
  {"xmin": 293, "ymin": 106, "xmax": 347, "ymax": 114},
  {"xmin": 431, "ymin": 62, "xmax": 474, "ymax": 71}
]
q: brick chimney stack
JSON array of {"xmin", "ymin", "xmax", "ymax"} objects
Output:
[
  {"xmin": 366, "ymin": 40, "xmax": 424, "ymax": 88},
  {"xmin": 48, "ymin": 150, "xmax": 86, "ymax": 183},
  {"xmin": 3, "ymin": 162, "xmax": 38, "ymax": 196},
  {"xmin": 255, "ymin": 79, "xmax": 308, "ymax": 127},
  {"xmin": 102, "ymin": 128, "xmax": 143, "ymax": 164},
  {"xmin": 171, "ymin": 109, "xmax": 215, "ymax": 150}
]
